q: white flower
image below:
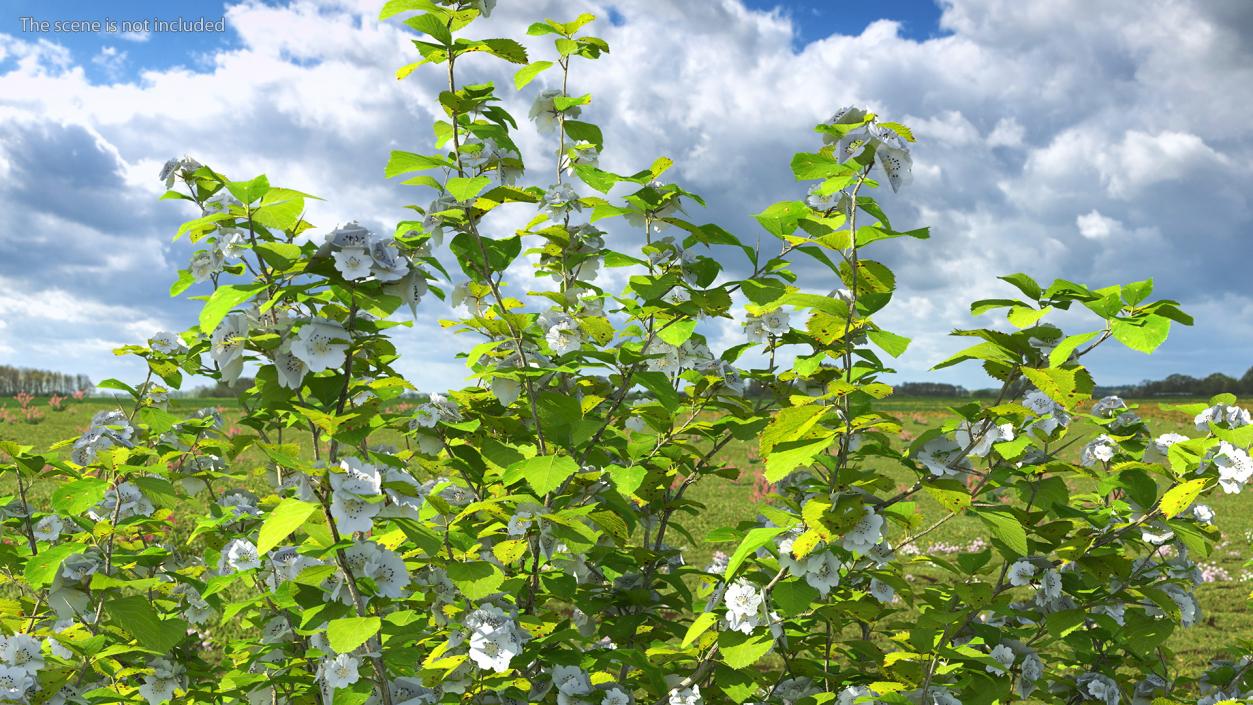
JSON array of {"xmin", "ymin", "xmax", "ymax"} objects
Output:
[
  {"xmin": 266, "ymin": 338, "xmax": 307, "ymax": 390},
  {"xmin": 874, "ymin": 142, "xmax": 913, "ymax": 192},
  {"xmin": 33, "ymin": 515, "xmax": 64, "ymax": 542},
  {"xmin": 543, "ymin": 313, "xmax": 583, "ymax": 355},
  {"xmin": 924, "ymin": 686, "xmax": 961, "ymax": 705},
  {"xmin": 137, "ymin": 659, "xmax": 185, "ymax": 705},
  {"xmin": 842, "ymin": 508, "xmax": 884, "ymax": 554},
  {"xmin": 1023, "ymin": 390, "xmax": 1071, "ymax": 436},
  {"xmin": 1007, "ymin": 559, "xmax": 1036, "ymax": 587},
  {"xmin": 1194, "ymin": 403, "xmax": 1251, "ymax": 432},
  {"xmin": 0, "ymin": 665, "xmax": 34, "ymax": 702},
  {"xmin": 333, "ymin": 246, "xmax": 374, "ymax": 280},
  {"xmin": 386, "ymin": 268, "xmax": 429, "ymax": 320},
  {"xmin": 986, "ymin": 644, "xmax": 1015, "ymax": 675},
  {"xmin": 291, "ymin": 319, "xmax": 350, "ymax": 373},
  {"xmin": 148, "ymin": 331, "xmax": 184, "ymax": 355},
  {"xmin": 0, "ymin": 634, "xmax": 43, "ymax": 675},
  {"xmin": 325, "ymin": 222, "xmax": 374, "ymax": 250},
  {"xmin": 759, "ymin": 309, "xmax": 790, "ymax": 336},
  {"xmin": 601, "ymin": 686, "xmax": 631, "ymax": 705},
  {"xmin": 320, "ymin": 653, "xmax": 360, "ymax": 690},
  {"xmin": 530, "ymin": 89, "xmax": 579, "ymax": 134},
  {"xmin": 1209, "ymin": 441, "xmax": 1253, "ymax": 494},
  {"xmin": 491, "ymin": 377, "xmax": 521, "ymax": 407},
  {"xmin": 916, "ymin": 436, "xmax": 971, "ymax": 477},
  {"xmin": 210, "ymin": 312, "xmax": 249, "ymax": 384},
  {"xmin": 507, "ymin": 505, "xmax": 542, "ymax": 536},
  {"xmin": 468, "ymin": 626, "xmax": 521, "ymax": 673},
  {"xmin": 954, "ymin": 420, "xmax": 1014, "ymax": 458},
  {"xmin": 723, "ymin": 579, "xmax": 764, "ymax": 634},
  {"xmin": 190, "ymin": 248, "xmax": 225, "ymax": 282},
  {"xmin": 835, "ymin": 685, "xmax": 873, "ymax": 705},
  {"xmin": 1077, "ymin": 672, "xmax": 1120, "ymax": 705},
  {"xmin": 219, "ymin": 539, "xmax": 261, "ymax": 573},
  {"xmin": 667, "ymin": 685, "xmax": 700, "ymax": 705},
  {"xmin": 363, "ymin": 543, "xmax": 410, "ymax": 598},
  {"xmin": 330, "ymin": 458, "xmax": 383, "ymax": 535},
  {"xmin": 1091, "ymin": 395, "xmax": 1127, "ymax": 417},
  {"xmin": 1036, "ymin": 569, "xmax": 1062, "ymax": 605},
  {"xmin": 552, "ymin": 665, "xmax": 593, "ymax": 705},
  {"xmin": 138, "ymin": 675, "xmax": 179, "ymax": 705},
  {"xmin": 869, "ymin": 578, "xmax": 895, "ymax": 603},
  {"xmin": 540, "ymin": 182, "xmax": 582, "ymax": 218},
  {"xmin": 369, "ymin": 240, "xmax": 410, "ymax": 282},
  {"xmin": 1145, "ymin": 433, "xmax": 1188, "ymax": 463},
  {"xmin": 1191, "ymin": 504, "xmax": 1215, "ymax": 524},
  {"xmin": 1093, "ymin": 602, "xmax": 1125, "ymax": 626},
  {"xmin": 1080, "ymin": 434, "xmax": 1118, "ymax": 467},
  {"xmin": 803, "ymin": 551, "xmax": 842, "ymax": 596},
  {"xmin": 88, "ymin": 482, "xmax": 153, "ymax": 521}
]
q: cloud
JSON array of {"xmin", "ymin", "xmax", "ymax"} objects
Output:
[{"xmin": 0, "ymin": 0, "xmax": 1249, "ymax": 393}]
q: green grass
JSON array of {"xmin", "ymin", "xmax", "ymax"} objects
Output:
[{"xmin": 2, "ymin": 395, "xmax": 1249, "ymax": 678}]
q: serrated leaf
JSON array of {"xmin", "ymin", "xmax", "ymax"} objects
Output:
[
  {"xmin": 974, "ymin": 507, "xmax": 1027, "ymax": 556},
  {"xmin": 1159, "ymin": 478, "xmax": 1208, "ymax": 519},
  {"xmin": 103, "ymin": 596, "xmax": 187, "ymax": 654},
  {"xmin": 327, "ymin": 616, "xmax": 381, "ymax": 655},
  {"xmin": 682, "ymin": 612, "xmax": 718, "ymax": 648},
  {"xmin": 24, "ymin": 543, "xmax": 86, "ymax": 588},
  {"xmin": 199, "ymin": 283, "xmax": 266, "ymax": 333},
  {"xmin": 504, "ymin": 454, "xmax": 578, "ymax": 496},
  {"xmin": 514, "ymin": 60, "xmax": 553, "ymax": 89},
  {"xmin": 718, "ymin": 631, "xmax": 774, "ymax": 669},
  {"xmin": 257, "ymin": 498, "xmax": 318, "ymax": 555},
  {"xmin": 724, "ymin": 527, "xmax": 786, "ymax": 580}
]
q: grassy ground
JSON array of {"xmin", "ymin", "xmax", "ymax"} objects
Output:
[{"xmin": 2, "ymin": 395, "xmax": 1249, "ymax": 678}]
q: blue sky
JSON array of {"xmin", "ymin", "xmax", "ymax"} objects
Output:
[{"xmin": 1, "ymin": 0, "xmax": 1251, "ymax": 393}]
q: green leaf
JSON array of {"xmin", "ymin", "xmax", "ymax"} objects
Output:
[
  {"xmin": 253, "ymin": 188, "xmax": 308, "ymax": 231},
  {"xmin": 999, "ymin": 273, "xmax": 1041, "ymax": 300},
  {"xmin": 657, "ymin": 318, "xmax": 697, "ymax": 347},
  {"xmin": 385, "ymin": 150, "xmax": 453, "ymax": 178},
  {"xmin": 506, "ymin": 455, "xmax": 579, "ymax": 496},
  {"xmin": 257, "ymin": 498, "xmax": 319, "ymax": 555},
  {"xmin": 867, "ymin": 329, "xmax": 910, "ymax": 357},
  {"xmin": 199, "ymin": 283, "xmax": 266, "ymax": 333},
  {"xmin": 514, "ymin": 60, "xmax": 553, "ymax": 89},
  {"xmin": 104, "ymin": 595, "xmax": 188, "ymax": 653},
  {"xmin": 606, "ymin": 464, "xmax": 646, "ymax": 496},
  {"xmin": 24, "ymin": 543, "xmax": 86, "ymax": 588},
  {"xmin": 225, "ymin": 175, "xmax": 269, "ymax": 205},
  {"xmin": 445, "ymin": 176, "xmax": 492, "ymax": 202},
  {"xmin": 974, "ymin": 508, "xmax": 1028, "ymax": 556},
  {"xmin": 254, "ymin": 242, "xmax": 303, "ymax": 270},
  {"xmin": 1006, "ymin": 305, "xmax": 1051, "ymax": 328},
  {"xmin": 51, "ymin": 478, "xmax": 109, "ymax": 516},
  {"xmin": 405, "ymin": 12, "xmax": 452, "ymax": 45},
  {"xmin": 754, "ymin": 201, "xmax": 808, "ymax": 238},
  {"xmin": 1020, "ymin": 366, "xmax": 1094, "ymax": 409},
  {"xmin": 771, "ymin": 579, "xmax": 818, "ymax": 617},
  {"xmin": 718, "ymin": 631, "xmax": 775, "ymax": 669},
  {"xmin": 1048, "ymin": 331, "xmax": 1099, "ymax": 367},
  {"xmin": 1111, "ymin": 315, "xmax": 1171, "ymax": 354},
  {"xmin": 1160, "ymin": 478, "xmax": 1208, "ymax": 519},
  {"xmin": 445, "ymin": 561, "xmax": 504, "ymax": 600},
  {"xmin": 682, "ymin": 612, "xmax": 718, "ymax": 648},
  {"xmin": 327, "ymin": 616, "xmax": 381, "ymax": 655},
  {"xmin": 724, "ymin": 527, "xmax": 786, "ymax": 579},
  {"xmin": 764, "ymin": 436, "xmax": 832, "ymax": 481}
]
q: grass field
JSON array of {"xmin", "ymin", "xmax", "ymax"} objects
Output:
[{"xmin": 2, "ymin": 395, "xmax": 1250, "ymax": 679}]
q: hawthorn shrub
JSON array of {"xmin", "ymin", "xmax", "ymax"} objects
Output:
[{"xmin": 2, "ymin": 3, "xmax": 1252, "ymax": 705}]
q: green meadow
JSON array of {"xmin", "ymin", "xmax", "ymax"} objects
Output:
[{"xmin": 2, "ymin": 395, "xmax": 1249, "ymax": 677}]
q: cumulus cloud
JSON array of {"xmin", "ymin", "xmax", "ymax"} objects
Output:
[{"xmin": 0, "ymin": 0, "xmax": 1249, "ymax": 392}]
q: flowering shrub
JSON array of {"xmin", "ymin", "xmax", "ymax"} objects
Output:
[{"xmin": 2, "ymin": 4, "xmax": 1252, "ymax": 705}]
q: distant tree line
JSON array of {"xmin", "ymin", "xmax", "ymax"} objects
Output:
[{"xmin": 0, "ymin": 365, "xmax": 93, "ymax": 395}]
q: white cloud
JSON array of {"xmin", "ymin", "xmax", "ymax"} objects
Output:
[
  {"xmin": 1076, "ymin": 209, "xmax": 1120, "ymax": 239},
  {"xmin": 0, "ymin": 0, "xmax": 1249, "ymax": 392}
]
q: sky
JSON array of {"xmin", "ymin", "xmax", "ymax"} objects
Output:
[{"xmin": 0, "ymin": 0, "xmax": 1250, "ymax": 395}]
